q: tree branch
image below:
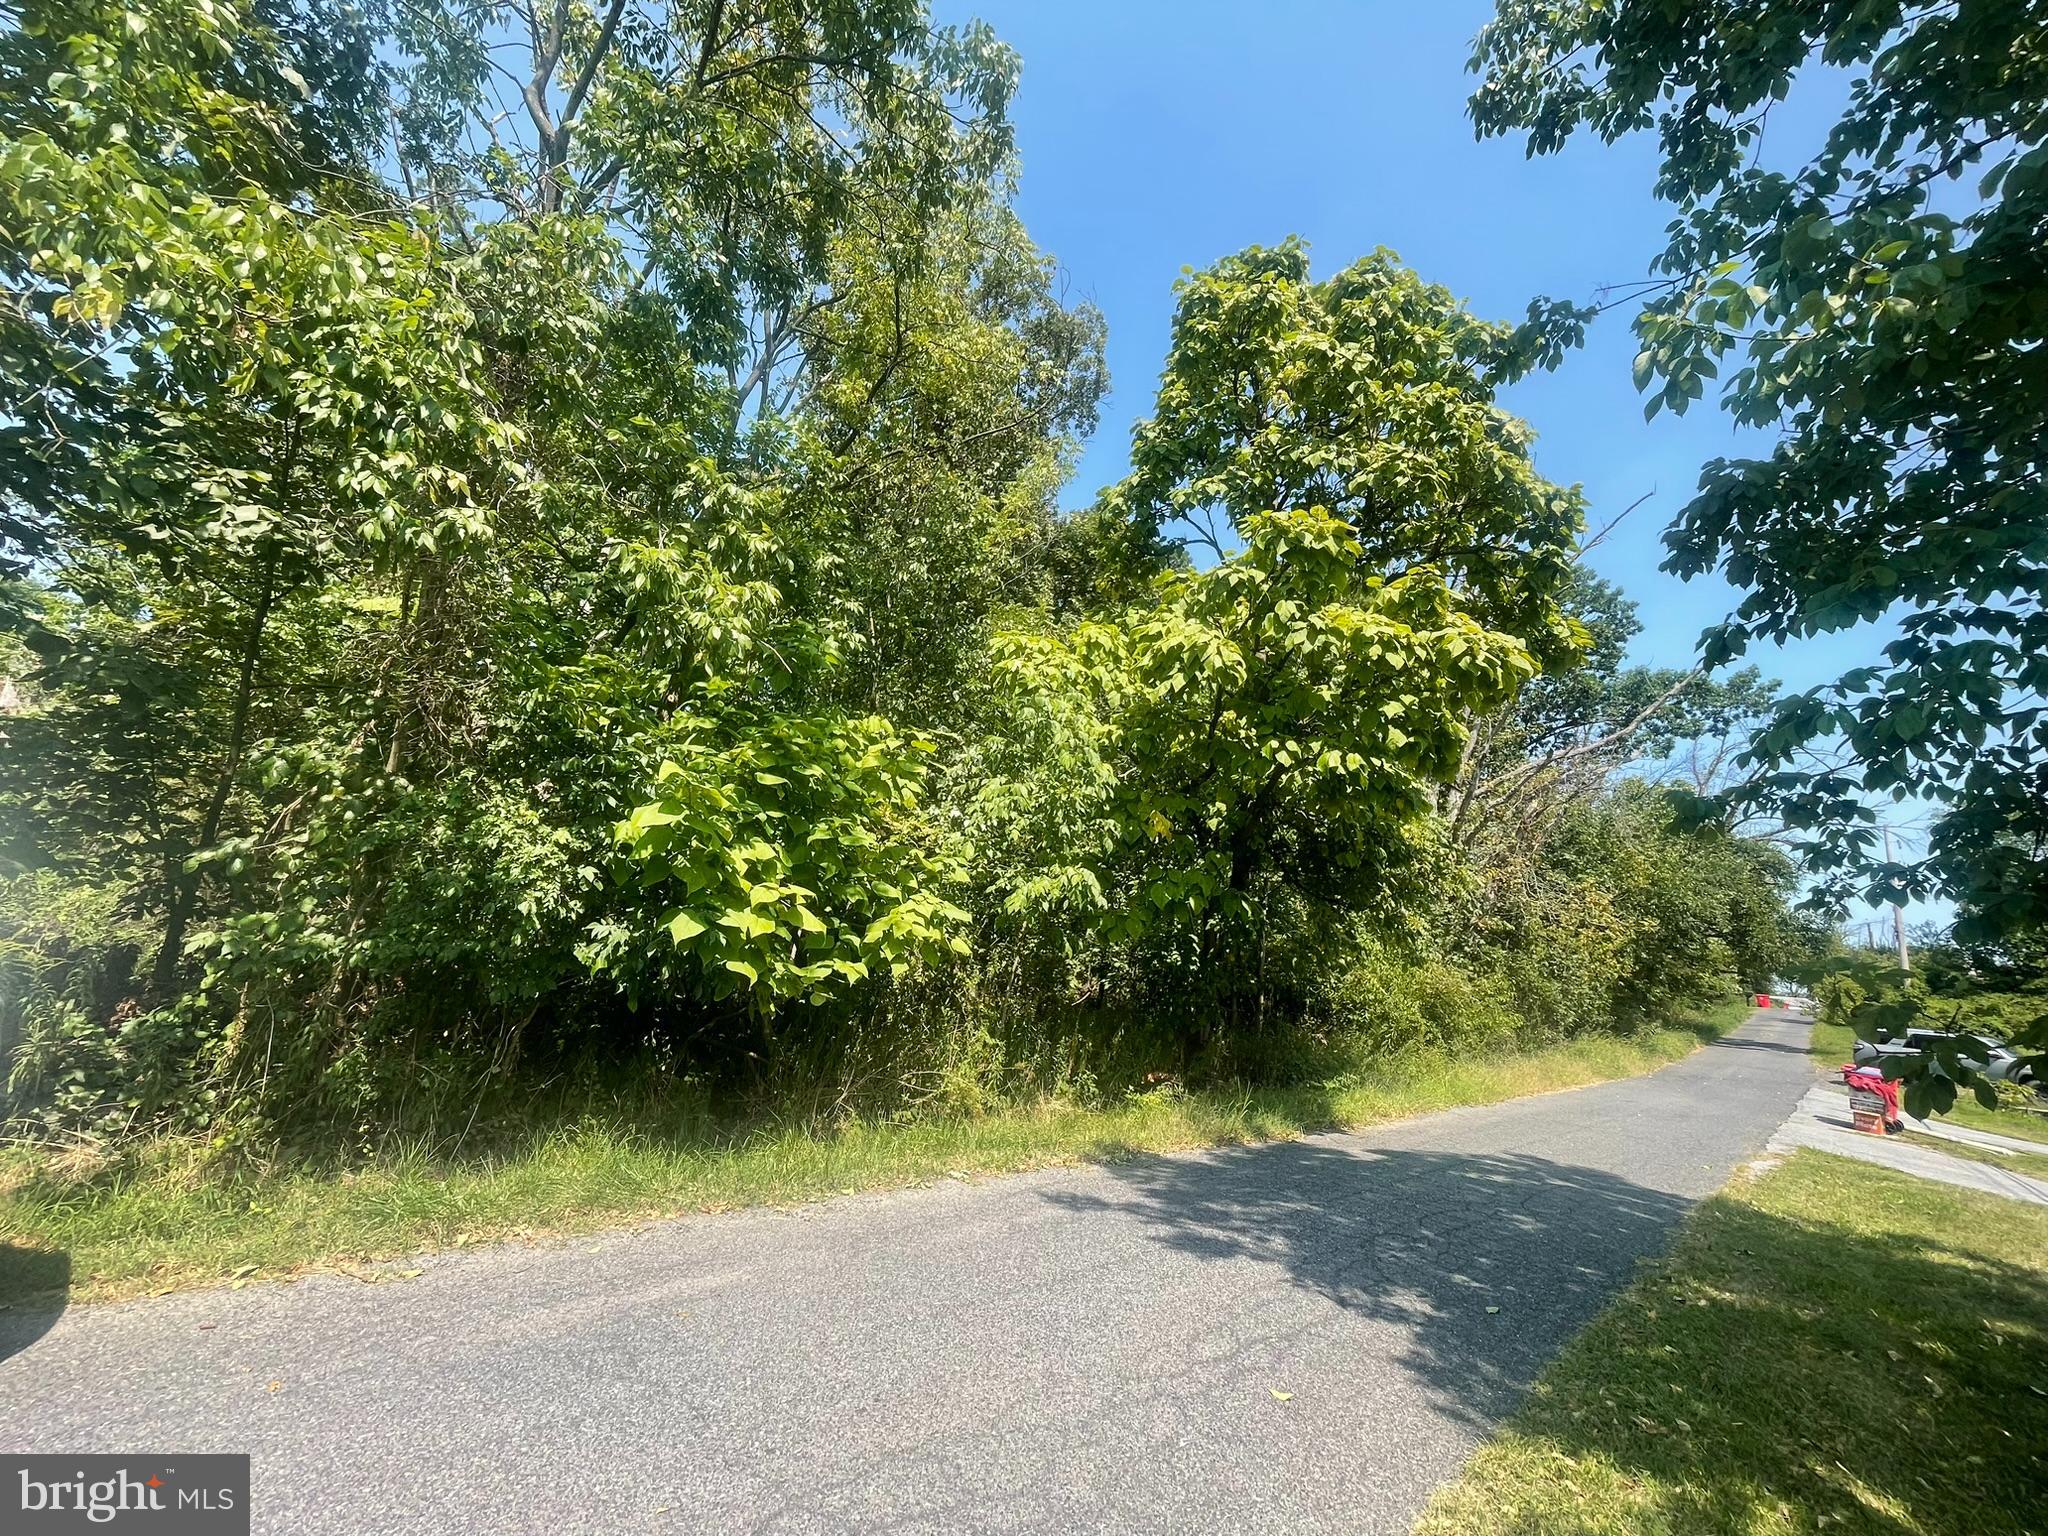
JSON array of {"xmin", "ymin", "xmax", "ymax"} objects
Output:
[
  {"xmin": 1477, "ymin": 668, "xmax": 1703, "ymax": 802},
  {"xmin": 562, "ymin": 0, "xmax": 628, "ymax": 127}
]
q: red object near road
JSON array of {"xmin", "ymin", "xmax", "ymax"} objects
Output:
[{"xmin": 1840, "ymin": 1064, "xmax": 1903, "ymax": 1134}]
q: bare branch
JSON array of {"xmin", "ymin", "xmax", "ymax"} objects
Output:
[
  {"xmin": 1576, "ymin": 488, "xmax": 1654, "ymax": 561},
  {"xmin": 1476, "ymin": 668, "xmax": 1703, "ymax": 803}
]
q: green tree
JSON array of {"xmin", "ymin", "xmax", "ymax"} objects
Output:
[
  {"xmin": 976, "ymin": 245, "xmax": 1587, "ymax": 1039},
  {"xmin": 984, "ymin": 506, "xmax": 1540, "ymax": 1038},
  {"xmin": 0, "ymin": 0, "xmax": 1817, "ymax": 1138},
  {"xmin": 1469, "ymin": 0, "xmax": 2048, "ymax": 956},
  {"xmin": 0, "ymin": 0, "xmax": 1095, "ymax": 1118},
  {"xmin": 2, "ymin": 0, "xmax": 518, "ymax": 1001},
  {"xmin": 1104, "ymin": 241, "xmax": 1585, "ymax": 654},
  {"xmin": 0, "ymin": 0, "xmax": 388, "ymax": 568}
]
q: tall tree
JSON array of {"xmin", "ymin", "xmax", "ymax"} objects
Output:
[
  {"xmin": 0, "ymin": 0, "xmax": 1102, "ymax": 1112},
  {"xmin": 978, "ymin": 244, "xmax": 1586, "ymax": 1038},
  {"xmin": 1103, "ymin": 240, "xmax": 1585, "ymax": 655}
]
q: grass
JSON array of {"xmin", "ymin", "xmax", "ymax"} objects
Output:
[
  {"xmin": 1806, "ymin": 1018, "xmax": 1856, "ymax": 1068},
  {"xmin": 1938, "ymin": 1096, "xmax": 2048, "ymax": 1147},
  {"xmin": 0, "ymin": 999, "xmax": 1748, "ymax": 1306},
  {"xmin": 1417, "ymin": 1149, "xmax": 2048, "ymax": 1536},
  {"xmin": 1810, "ymin": 1018, "xmax": 2048, "ymax": 1146}
]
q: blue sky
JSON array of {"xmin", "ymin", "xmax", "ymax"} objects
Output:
[
  {"xmin": 934, "ymin": 0, "xmax": 1933, "ymax": 926},
  {"xmin": 933, "ymin": 0, "xmax": 1843, "ymax": 680}
]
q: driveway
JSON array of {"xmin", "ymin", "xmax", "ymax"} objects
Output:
[{"xmin": 0, "ymin": 1008, "xmax": 1813, "ymax": 1534}]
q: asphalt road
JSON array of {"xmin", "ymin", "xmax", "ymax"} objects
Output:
[{"xmin": 1, "ymin": 1009, "xmax": 1813, "ymax": 1535}]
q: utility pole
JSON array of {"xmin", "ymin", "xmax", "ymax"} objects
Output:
[{"xmin": 1882, "ymin": 824, "xmax": 1910, "ymax": 972}]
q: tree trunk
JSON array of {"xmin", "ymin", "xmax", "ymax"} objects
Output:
[{"xmin": 152, "ymin": 540, "xmax": 283, "ymax": 1000}]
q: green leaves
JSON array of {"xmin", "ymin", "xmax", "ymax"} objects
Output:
[
  {"xmin": 962, "ymin": 245, "xmax": 1589, "ymax": 1024},
  {"xmin": 1104, "ymin": 240, "xmax": 1583, "ymax": 665},
  {"xmin": 0, "ymin": 0, "xmax": 1063, "ymax": 1119},
  {"xmin": 986, "ymin": 502, "xmax": 1539, "ymax": 961},
  {"xmin": 588, "ymin": 715, "xmax": 968, "ymax": 1009},
  {"xmin": 0, "ymin": 0, "xmax": 1827, "ymax": 1142},
  {"xmin": 1471, "ymin": 0, "xmax": 2048, "ymax": 949}
]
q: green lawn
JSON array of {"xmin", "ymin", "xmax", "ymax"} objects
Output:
[
  {"xmin": 1417, "ymin": 1150, "xmax": 2048, "ymax": 1536},
  {"xmin": 1806, "ymin": 1018, "xmax": 1856, "ymax": 1067},
  {"xmin": 1939, "ymin": 1097, "xmax": 2048, "ymax": 1147},
  {"xmin": 0, "ymin": 1001, "xmax": 1746, "ymax": 1305}
]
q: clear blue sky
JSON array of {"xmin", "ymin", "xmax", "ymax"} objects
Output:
[{"xmin": 935, "ymin": 0, "xmax": 1932, "ymax": 926}]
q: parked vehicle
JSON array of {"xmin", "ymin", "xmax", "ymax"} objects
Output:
[{"xmin": 1852, "ymin": 1029, "xmax": 2038, "ymax": 1086}]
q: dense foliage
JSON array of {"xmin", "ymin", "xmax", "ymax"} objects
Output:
[{"xmin": 0, "ymin": 0, "xmax": 1811, "ymax": 1141}]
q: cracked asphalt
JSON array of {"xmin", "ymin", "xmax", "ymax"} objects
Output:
[{"xmin": 0, "ymin": 1008, "xmax": 1812, "ymax": 1534}]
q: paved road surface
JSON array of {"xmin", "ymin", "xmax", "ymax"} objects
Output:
[{"xmin": 1, "ymin": 1010, "xmax": 1812, "ymax": 1534}]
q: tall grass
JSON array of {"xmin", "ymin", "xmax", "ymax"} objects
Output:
[{"xmin": 0, "ymin": 1000, "xmax": 1748, "ymax": 1303}]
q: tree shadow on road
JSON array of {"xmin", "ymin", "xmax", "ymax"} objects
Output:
[
  {"xmin": 1040, "ymin": 1138, "xmax": 1693, "ymax": 1432},
  {"xmin": 1042, "ymin": 1136, "xmax": 2048, "ymax": 1535},
  {"xmin": 1702, "ymin": 1034, "xmax": 1815, "ymax": 1058},
  {"xmin": 0, "ymin": 1243, "xmax": 70, "ymax": 1362}
]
